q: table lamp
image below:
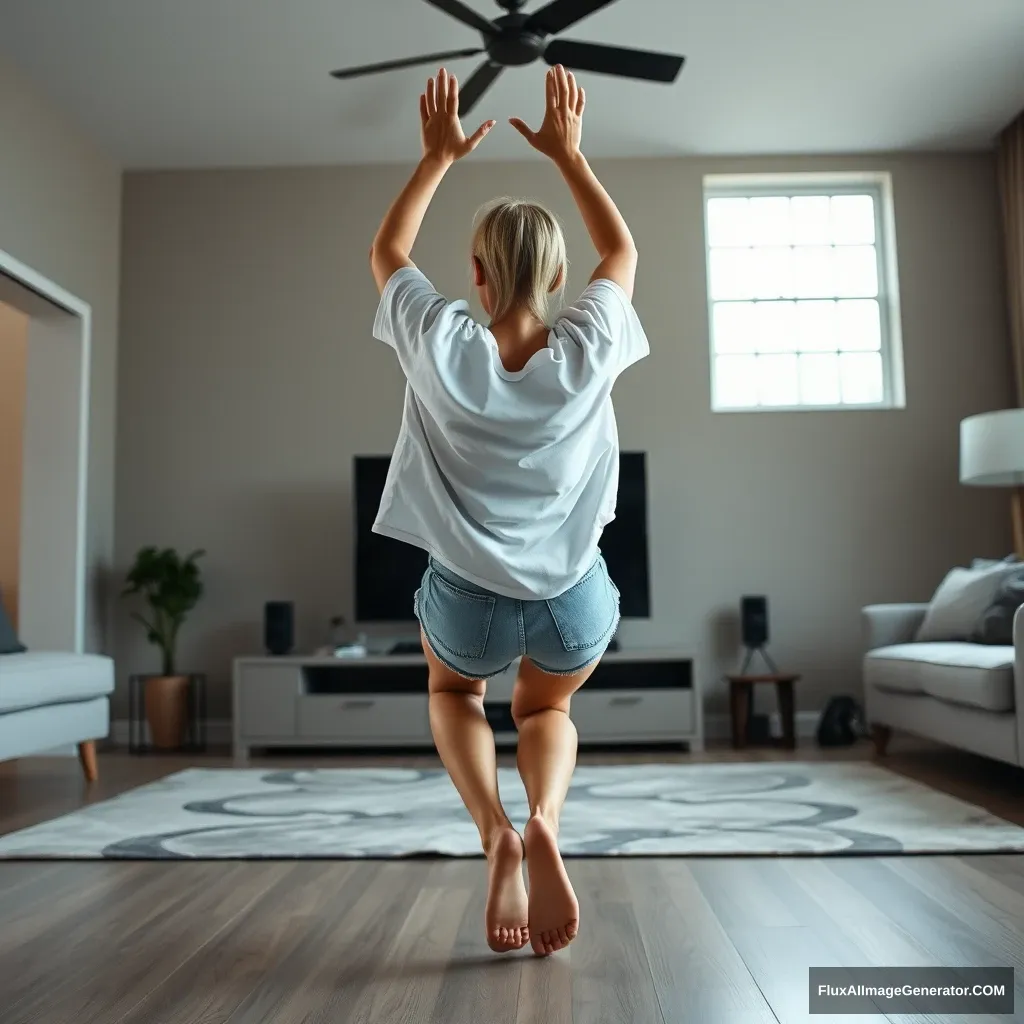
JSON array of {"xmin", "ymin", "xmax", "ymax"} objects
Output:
[{"xmin": 960, "ymin": 408, "xmax": 1024, "ymax": 556}]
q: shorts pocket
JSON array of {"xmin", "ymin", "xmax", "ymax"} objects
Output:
[
  {"xmin": 418, "ymin": 569, "xmax": 496, "ymax": 660},
  {"xmin": 545, "ymin": 558, "xmax": 620, "ymax": 652}
]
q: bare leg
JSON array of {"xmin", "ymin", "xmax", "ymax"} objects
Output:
[
  {"xmin": 421, "ymin": 631, "xmax": 527, "ymax": 953},
  {"xmin": 872, "ymin": 723, "xmax": 892, "ymax": 757},
  {"xmin": 512, "ymin": 657, "xmax": 599, "ymax": 957},
  {"xmin": 77, "ymin": 741, "xmax": 98, "ymax": 783}
]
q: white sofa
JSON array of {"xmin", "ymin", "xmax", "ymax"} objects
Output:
[
  {"xmin": 0, "ymin": 652, "xmax": 114, "ymax": 780},
  {"xmin": 863, "ymin": 603, "xmax": 1024, "ymax": 767}
]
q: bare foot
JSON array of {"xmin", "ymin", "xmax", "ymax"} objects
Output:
[
  {"xmin": 524, "ymin": 814, "xmax": 579, "ymax": 956},
  {"xmin": 484, "ymin": 826, "xmax": 529, "ymax": 953}
]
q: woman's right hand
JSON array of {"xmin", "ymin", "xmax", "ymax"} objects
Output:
[{"xmin": 510, "ymin": 65, "xmax": 584, "ymax": 164}]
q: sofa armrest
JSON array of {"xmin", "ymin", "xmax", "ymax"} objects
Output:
[
  {"xmin": 1014, "ymin": 606, "xmax": 1024, "ymax": 765},
  {"xmin": 862, "ymin": 604, "xmax": 929, "ymax": 652}
]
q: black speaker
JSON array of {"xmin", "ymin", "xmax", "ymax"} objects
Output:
[
  {"xmin": 264, "ymin": 601, "xmax": 294, "ymax": 656},
  {"xmin": 741, "ymin": 596, "xmax": 769, "ymax": 648}
]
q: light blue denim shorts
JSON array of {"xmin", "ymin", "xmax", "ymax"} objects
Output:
[{"xmin": 414, "ymin": 555, "xmax": 620, "ymax": 679}]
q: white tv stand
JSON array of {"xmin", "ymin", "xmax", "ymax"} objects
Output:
[{"xmin": 232, "ymin": 648, "xmax": 699, "ymax": 758}]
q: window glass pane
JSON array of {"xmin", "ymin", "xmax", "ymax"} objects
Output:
[
  {"xmin": 749, "ymin": 247, "xmax": 793, "ymax": 299},
  {"xmin": 793, "ymin": 300, "xmax": 837, "ymax": 352},
  {"xmin": 748, "ymin": 197, "xmax": 790, "ymax": 246},
  {"xmin": 836, "ymin": 299, "xmax": 881, "ymax": 351},
  {"xmin": 707, "ymin": 197, "xmax": 751, "ymax": 247},
  {"xmin": 757, "ymin": 354, "xmax": 800, "ymax": 406},
  {"xmin": 790, "ymin": 196, "xmax": 831, "ymax": 245},
  {"xmin": 831, "ymin": 195, "xmax": 875, "ymax": 245},
  {"xmin": 834, "ymin": 245, "xmax": 878, "ymax": 297},
  {"xmin": 753, "ymin": 301, "xmax": 796, "ymax": 353},
  {"xmin": 709, "ymin": 248, "xmax": 756, "ymax": 300},
  {"xmin": 791, "ymin": 246, "xmax": 835, "ymax": 298},
  {"xmin": 712, "ymin": 302, "xmax": 758, "ymax": 353},
  {"xmin": 840, "ymin": 352, "xmax": 884, "ymax": 404},
  {"xmin": 715, "ymin": 354, "xmax": 760, "ymax": 408},
  {"xmin": 799, "ymin": 353, "xmax": 841, "ymax": 405}
]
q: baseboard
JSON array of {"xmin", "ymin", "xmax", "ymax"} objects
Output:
[
  {"xmin": 110, "ymin": 720, "xmax": 234, "ymax": 749},
  {"xmin": 705, "ymin": 710, "xmax": 821, "ymax": 742},
  {"xmin": 111, "ymin": 710, "xmax": 821, "ymax": 751}
]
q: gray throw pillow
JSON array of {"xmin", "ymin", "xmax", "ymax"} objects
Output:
[
  {"xmin": 0, "ymin": 589, "xmax": 26, "ymax": 655},
  {"xmin": 973, "ymin": 569, "xmax": 1024, "ymax": 646},
  {"xmin": 916, "ymin": 560, "xmax": 1023, "ymax": 642}
]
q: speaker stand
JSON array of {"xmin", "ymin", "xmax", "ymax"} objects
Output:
[{"xmin": 740, "ymin": 645, "xmax": 778, "ymax": 675}]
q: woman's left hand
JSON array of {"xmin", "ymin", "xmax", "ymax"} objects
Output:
[{"xmin": 420, "ymin": 68, "xmax": 495, "ymax": 166}]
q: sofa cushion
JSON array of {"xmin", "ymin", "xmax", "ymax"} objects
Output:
[
  {"xmin": 865, "ymin": 642, "xmax": 1015, "ymax": 712},
  {"xmin": 0, "ymin": 652, "xmax": 115, "ymax": 714}
]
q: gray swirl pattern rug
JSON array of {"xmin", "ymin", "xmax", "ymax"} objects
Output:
[{"xmin": 1, "ymin": 762, "xmax": 1022, "ymax": 859}]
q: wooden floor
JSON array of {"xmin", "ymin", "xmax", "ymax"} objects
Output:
[{"xmin": 1, "ymin": 742, "xmax": 1023, "ymax": 1024}]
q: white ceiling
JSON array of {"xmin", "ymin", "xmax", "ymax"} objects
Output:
[{"xmin": 2, "ymin": 0, "xmax": 1024, "ymax": 169}]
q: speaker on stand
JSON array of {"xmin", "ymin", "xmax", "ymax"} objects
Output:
[
  {"xmin": 740, "ymin": 596, "xmax": 777, "ymax": 674},
  {"xmin": 264, "ymin": 601, "xmax": 295, "ymax": 656}
]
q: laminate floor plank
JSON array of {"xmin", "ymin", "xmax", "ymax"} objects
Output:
[
  {"xmin": 628, "ymin": 860, "xmax": 778, "ymax": 1023},
  {"xmin": 570, "ymin": 860, "xmax": 665, "ymax": 1024}
]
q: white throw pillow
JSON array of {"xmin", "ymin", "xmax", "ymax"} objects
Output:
[{"xmin": 916, "ymin": 562, "xmax": 1022, "ymax": 642}]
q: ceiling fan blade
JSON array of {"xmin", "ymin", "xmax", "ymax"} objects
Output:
[
  {"xmin": 544, "ymin": 39, "xmax": 684, "ymax": 82},
  {"xmin": 525, "ymin": 0, "xmax": 618, "ymax": 35},
  {"xmin": 330, "ymin": 47, "xmax": 485, "ymax": 79},
  {"xmin": 458, "ymin": 61, "xmax": 503, "ymax": 115},
  {"xmin": 422, "ymin": 0, "xmax": 497, "ymax": 36}
]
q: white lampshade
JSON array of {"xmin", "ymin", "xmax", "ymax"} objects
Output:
[{"xmin": 960, "ymin": 409, "xmax": 1024, "ymax": 487}]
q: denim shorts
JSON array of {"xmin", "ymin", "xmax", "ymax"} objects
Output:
[{"xmin": 414, "ymin": 556, "xmax": 620, "ymax": 679}]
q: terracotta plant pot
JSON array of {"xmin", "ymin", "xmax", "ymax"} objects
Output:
[{"xmin": 144, "ymin": 675, "xmax": 189, "ymax": 749}]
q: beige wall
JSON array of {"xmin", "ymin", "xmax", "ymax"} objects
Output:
[
  {"xmin": 0, "ymin": 302, "xmax": 28, "ymax": 623},
  {"xmin": 0, "ymin": 54, "xmax": 121, "ymax": 653},
  {"xmin": 118, "ymin": 154, "xmax": 1012, "ymax": 720}
]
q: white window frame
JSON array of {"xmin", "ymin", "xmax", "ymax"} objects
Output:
[{"xmin": 703, "ymin": 172, "xmax": 906, "ymax": 413}]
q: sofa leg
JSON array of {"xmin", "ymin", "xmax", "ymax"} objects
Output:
[
  {"xmin": 77, "ymin": 741, "xmax": 98, "ymax": 783},
  {"xmin": 871, "ymin": 724, "xmax": 892, "ymax": 757}
]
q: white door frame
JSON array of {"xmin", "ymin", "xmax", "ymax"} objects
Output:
[{"xmin": 0, "ymin": 246, "xmax": 91, "ymax": 653}]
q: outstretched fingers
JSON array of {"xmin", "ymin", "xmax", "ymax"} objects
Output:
[
  {"xmin": 565, "ymin": 70, "xmax": 578, "ymax": 110},
  {"xmin": 577, "ymin": 85, "xmax": 585, "ymax": 116},
  {"xmin": 447, "ymin": 72, "xmax": 459, "ymax": 114},
  {"xmin": 425, "ymin": 75, "xmax": 437, "ymax": 117},
  {"xmin": 509, "ymin": 117, "xmax": 534, "ymax": 141}
]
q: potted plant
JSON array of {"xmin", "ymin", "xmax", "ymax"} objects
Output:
[{"xmin": 122, "ymin": 546, "xmax": 205, "ymax": 749}]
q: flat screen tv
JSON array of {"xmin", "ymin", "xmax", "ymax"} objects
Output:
[{"xmin": 354, "ymin": 452, "xmax": 650, "ymax": 622}]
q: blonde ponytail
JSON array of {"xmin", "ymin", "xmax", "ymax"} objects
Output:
[{"xmin": 472, "ymin": 198, "xmax": 567, "ymax": 323}]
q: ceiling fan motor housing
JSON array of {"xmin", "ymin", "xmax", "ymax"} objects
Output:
[{"xmin": 487, "ymin": 13, "xmax": 546, "ymax": 66}]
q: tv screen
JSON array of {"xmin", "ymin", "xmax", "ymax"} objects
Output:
[{"xmin": 354, "ymin": 452, "xmax": 650, "ymax": 622}]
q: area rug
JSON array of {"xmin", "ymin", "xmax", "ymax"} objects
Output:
[{"xmin": 1, "ymin": 763, "xmax": 1022, "ymax": 859}]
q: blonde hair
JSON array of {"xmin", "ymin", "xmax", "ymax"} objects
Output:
[{"xmin": 472, "ymin": 198, "xmax": 567, "ymax": 324}]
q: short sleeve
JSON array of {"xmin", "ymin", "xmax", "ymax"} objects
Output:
[
  {"xmin": 552, "ymin": 279, "xmax": 650, "ymax": 378},
  {"xmin": 373, "ymin": 266, "xmax": 451, "ymax": 363}
]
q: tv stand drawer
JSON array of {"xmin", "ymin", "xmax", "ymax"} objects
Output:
[
  {"xmin": 296, "ymin": 695, "xmax": 429, "ymax": 741},
  {"xmin": 571, "ymin": 690, "xmax": 692, "ymax": 740}
]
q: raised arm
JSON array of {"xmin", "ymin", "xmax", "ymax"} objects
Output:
[
  {"xmin": 370, "ymin": 68, "xmax": 496, "ymax": 293},
  {"xmin": 510, "ymin": 66, "xmax": 638, "ymax": 298}
]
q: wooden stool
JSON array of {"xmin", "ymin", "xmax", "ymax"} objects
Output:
[{"xmin": 726, "ymin": 674, "xmax": 800, "ymax": 750}]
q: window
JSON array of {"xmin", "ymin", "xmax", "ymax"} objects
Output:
[{"xmin": 704, "ymin": 174, "xmax": 904, "ymax": 411}]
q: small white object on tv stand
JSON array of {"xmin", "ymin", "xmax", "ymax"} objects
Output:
[{"xmin": 232, "ymin": 648, "xmax": 700, "ymax": 759}]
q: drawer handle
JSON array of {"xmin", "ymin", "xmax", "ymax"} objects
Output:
[
  {"xmin": 341, "ymin": 699, "xmax": 375, "ymax": 710},
  {"xmin": 609, "ymin": 696, "xmax": 642, "ymax": 708}
]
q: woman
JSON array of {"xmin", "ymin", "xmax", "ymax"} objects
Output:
[{"xmin": 369, "ymin": 64, "xmax": 648, "ymax": 957}]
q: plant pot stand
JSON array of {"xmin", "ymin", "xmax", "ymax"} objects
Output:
[{"xmin": 129, "ymin": 673, "xmax": 208, "ymax": 754}]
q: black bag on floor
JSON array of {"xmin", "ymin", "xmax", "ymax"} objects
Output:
[{"xmin": 816, "ymin": 696, "xmax": 863, "ymax": 747}]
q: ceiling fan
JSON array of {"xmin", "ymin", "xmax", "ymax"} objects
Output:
[{"xmin": 330, "ymin": 0, "xmax": 685, "ymax": 114}]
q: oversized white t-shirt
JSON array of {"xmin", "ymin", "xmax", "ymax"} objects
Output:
[{"xmin": 372, "ymin": 266, "xmax": 649, "ymax": 600}]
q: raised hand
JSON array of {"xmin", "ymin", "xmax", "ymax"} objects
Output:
[
  {"xmin": 509, "ymin": 65, "xmax": 584, "ymax": 163},
  {"xmin": 420, "ymin": 67, "xmax": 496, "ymax": 166}
]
